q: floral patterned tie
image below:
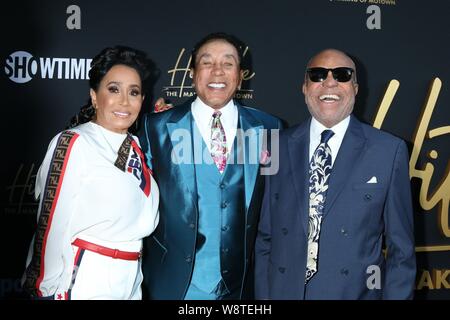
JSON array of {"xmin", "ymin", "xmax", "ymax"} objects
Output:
[
  {"xmin": 305, "ymin": 129, "xmax": 334, "ymax": 283},
  {"xmin": 211, "ymin": 111, "xmax": 227, "ymax": 173}
]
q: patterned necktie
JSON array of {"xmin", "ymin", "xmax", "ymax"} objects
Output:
[
  {"xmin": 211, "ymin": 111, "xmax": 227, "ymax": 173},
  {"xmin": 305, "ymin": 129, "xmax": 334, "ymax": 283}
]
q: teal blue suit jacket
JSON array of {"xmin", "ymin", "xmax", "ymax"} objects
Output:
[
  {"xmin": 255, "ymin": 115, "xmax": 416, "ymax": 299},
  {"xmin": 139, "ymin": 99, "xmax": 282, "ymax": 299}
]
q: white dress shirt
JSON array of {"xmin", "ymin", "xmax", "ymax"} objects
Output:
[
  {"xmin": 191, "ymin": 97, "xmax": 238, "ymax": 154},
  {"xmin": 309, "ymin": 116, "xmax": 350, "ymax": 166}
]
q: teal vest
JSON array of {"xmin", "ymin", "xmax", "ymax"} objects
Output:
[{"xmin": 186, "ymin": 120, "xmax": 245, "ymax": 297}]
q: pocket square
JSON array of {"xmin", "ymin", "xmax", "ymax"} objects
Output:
[
  {"xmin": 366, "ymin": 176, "xmax": 378, "ymax": 184},
  {"xmin": 259, "ymin": 150, "xmax": 271, "ymax": 165}
]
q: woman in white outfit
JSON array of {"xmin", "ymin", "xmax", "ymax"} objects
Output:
[{"xmin": 22, "ymin": 46, "xmax": 159, "ymax": 300}]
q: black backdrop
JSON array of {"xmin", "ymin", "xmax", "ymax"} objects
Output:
[{"xmin": 1, "ymin": 0, "xmax": 449, "ymax": 299}]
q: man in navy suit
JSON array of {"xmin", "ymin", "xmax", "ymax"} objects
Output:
[
  {"xmin": 255, "ymin": 49, "xmax": 416, "ymax": 299},
  {"xmin": 139, "ymin": 33, "xmax": 282, "ymax": 299}
]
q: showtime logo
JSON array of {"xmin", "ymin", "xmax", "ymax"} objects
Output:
[{"xmin": 4, "ymin": 51, "xmax": 92, "ymax": 83}]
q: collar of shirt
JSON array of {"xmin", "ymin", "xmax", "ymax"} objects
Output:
[
  {"xmin": 309, "ymin": 115, "xmax": 350, "ymax": 166},
  {"xmin": 191, "ymin": 97, "xmax": 238, "ymax": 153},
  {"xmin": 90, "ymin": 121, "xmax": 128, "ymax": 151}
]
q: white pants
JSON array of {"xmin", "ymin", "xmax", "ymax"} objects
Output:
[{"xmin": 65, "ymin": 237, "xmax": 143, "ymax": 300}]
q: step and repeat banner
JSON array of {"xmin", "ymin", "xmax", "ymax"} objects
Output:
[{"xmin": 1, "ymin": 0, "xmax": 448, "ymax": 299}]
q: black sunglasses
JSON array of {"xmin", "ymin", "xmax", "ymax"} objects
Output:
[{"xmin": 306, "ymin": 67, "xmax": 355, "ymax": 82}]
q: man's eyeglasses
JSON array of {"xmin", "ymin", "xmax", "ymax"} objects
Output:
[{"xmin": 306, "ymin": 67, "xmax": 355, "ymax": 83}]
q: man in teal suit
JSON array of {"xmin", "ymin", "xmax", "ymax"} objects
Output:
[
  {"xmin": 255, "ymin": 49, "xmax": 416, "ymax": 299},
  {"xmin": 139, "ymin": 33, "xmax": 282, "ymax": 299}
]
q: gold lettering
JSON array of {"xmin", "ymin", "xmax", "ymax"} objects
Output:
[
  {"xmin": 416, "ymin": 269, "xmax": 450, "ymax": 290},
  {"xmin": 434, "ymin": 270, "xmax": 450, "ymax": 289},
  {"xmin": 372, "ymin": 80, "xmax": 399, "ymax": 129},
  {"xmin": 409, "ymin": 79, "xmax": 449, "ymax": 237},
  {"xmin": 167, "ymin": 48, "xmax": 192, "ymax": 98},
  {"xmin": 373, "ymin": 78, "xmax": 449, "ymax": 237},
  {"xmin": 241, "ymin": 47, "xmax": 255, "ymax": 81},
  {"xmin": 417, "ymin": 270, "xmax": 433, "ymax": 290}
]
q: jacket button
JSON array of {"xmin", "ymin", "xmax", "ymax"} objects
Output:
[
  {"xmin": 222, "ymin": 270, "xmax": 229, "ymax": 275},
  {"xmin": 222, "ymin": 248, "xmax": 229, "ymax": 253},
  {"xmin": 341, "ymin": 228, "xmax": 348, "ymax": 236},
  {"xmin": 221, "ymin": 202, "xmax": 227, "ymax": 209},
  {"xmin": 220, "ymin": 183, "xmax": 226, "ymax": 189},
  {"xmin": 185, "ymin": 255, "xmax": 192, "ymax": 263},
  {"xmin": 364, "ymin": 194, "xmax": 372, "ymax": 201},
  {"xmin": 189, "ymin": 223, "xmax": 195, "ymax": 229},
  {"xmin": 246, "ymin": 224, "xmax": 251, "ymax": 229},
  {"xmin": 340, "ymin": 268, "xmax": 349, "ymax": 275},
  {"xmin": 282, "ymin": 228, "xmax": 288, "ymax": 235},
  {"xmin": 221, "ymin": 226, "xmax": 229, "ymax": 232},
  {"xmin": 278, "ymin": 267, "xmax": 285, "ymax": 274}
]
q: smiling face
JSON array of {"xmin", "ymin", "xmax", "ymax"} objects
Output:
[
  {"xmin": 90, "ymin": 64, "xmax": 144, "ymax": 134},
  {"xmin": 302, "ymin": 49, "xmax": 358, "ymax": 128},
  {"xmin": 191, "ymin": 39, "xmax": 243, "ymax": 110}
]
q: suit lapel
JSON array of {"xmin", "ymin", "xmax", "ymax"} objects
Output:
[
  {"xmin": 237, "ymin": 104, "xmax": 264, "ymax": 213},
  {"xmin": 166, "ymin": 102, "xmax": 198, "ymax": 205},
  {"xmin": 323, "ymin": 116, "xmax": 366, "ymax": 217},
  {"xmin": 288, "ymin": 120, "xmax": 311, "ymax": 236}
]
